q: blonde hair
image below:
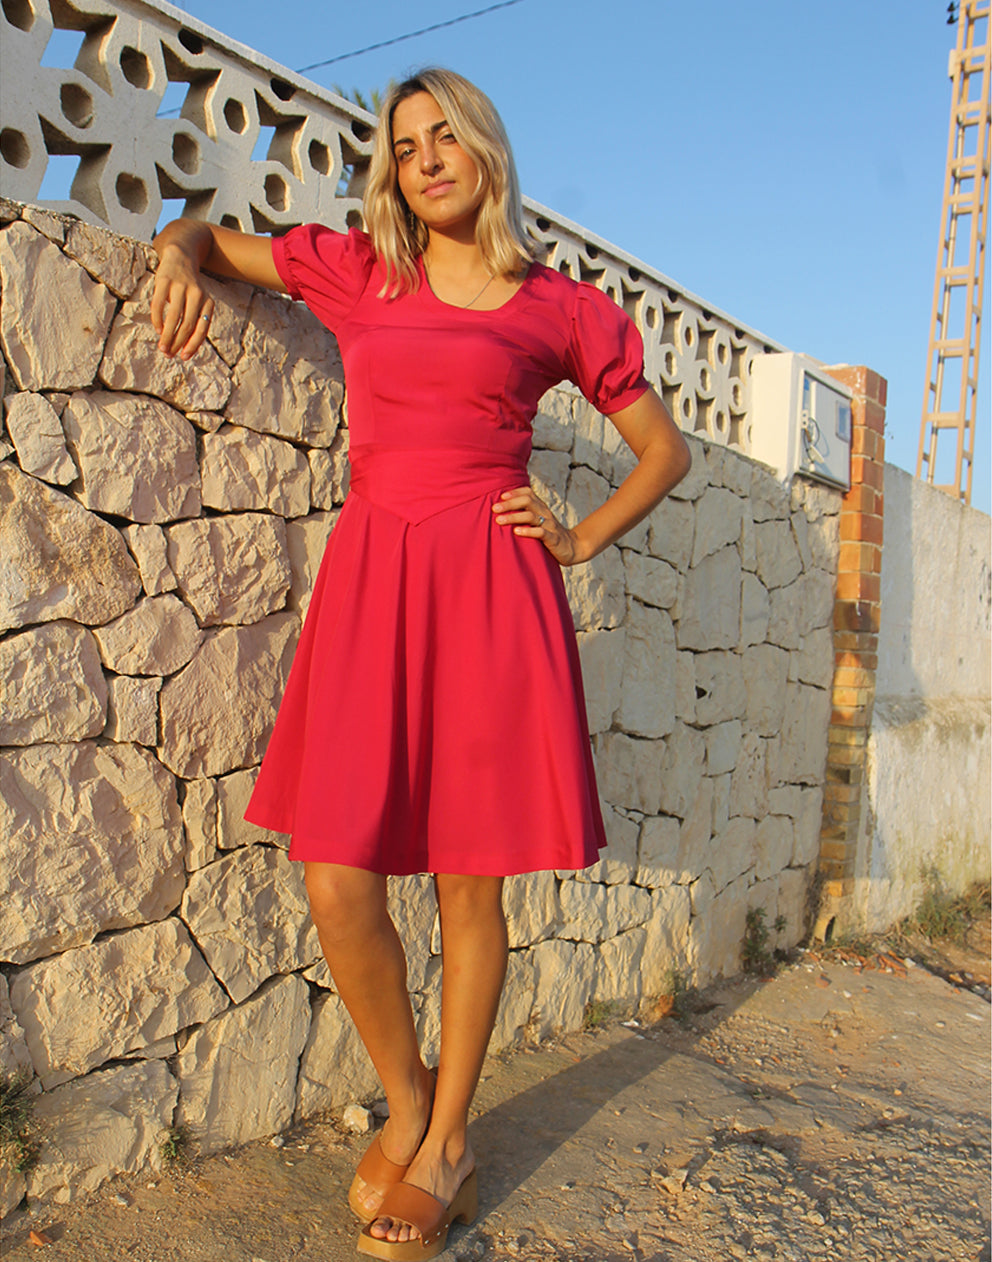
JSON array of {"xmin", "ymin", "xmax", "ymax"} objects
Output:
[{"xmin": 363, "ymin": 68, "xmax": 536, "ymax": 296}]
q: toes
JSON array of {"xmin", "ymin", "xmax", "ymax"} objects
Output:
[{"xmin": 369, "ymin": 1216, "xmax": 419, "ymax": 1244}]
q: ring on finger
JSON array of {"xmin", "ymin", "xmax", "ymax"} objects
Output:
[{"xmin": 538, "ymin": 515, "xmax": 546, "ymax": 525}]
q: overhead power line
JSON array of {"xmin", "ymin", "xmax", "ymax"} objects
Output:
[{"xmin": 296, "ymin": 0, "xmax": 525, "ymax": 74}]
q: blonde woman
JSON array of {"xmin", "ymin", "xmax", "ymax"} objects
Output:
[{"xmin": 152, "ymin": 68, "xmax": 690, "ymax": 1260}]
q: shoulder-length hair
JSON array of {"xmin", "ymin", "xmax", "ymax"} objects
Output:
[{"xmin": 363, "ymin": 68, "xmax": 536, "ymax": 296}]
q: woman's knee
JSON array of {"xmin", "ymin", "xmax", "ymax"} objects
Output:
[
  {"xmin": 434, "ymin": 874, "xmax": 505, "ymax": 928},
  {"xmin": 303, "ymin": 862, "xmax": 388, "ymax": 936}
]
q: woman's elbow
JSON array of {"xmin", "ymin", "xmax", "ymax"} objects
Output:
[{"xmin": 669, "ymin": 430, "xmax": 692, "ymax": 485}]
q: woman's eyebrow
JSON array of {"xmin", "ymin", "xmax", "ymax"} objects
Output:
[{"xmin": 392, "ymin": 119, "xmax": 451, "ymax": 149}]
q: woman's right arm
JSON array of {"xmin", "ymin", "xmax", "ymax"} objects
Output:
[{"xmin": 151, "ymin": 219, "xmax": 288, "ymax": 360}]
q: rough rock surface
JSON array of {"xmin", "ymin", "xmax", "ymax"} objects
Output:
[
  {"xmin": 165, "ymin": 513, "xmax": 291, "ymax": 627},
  {"xmin": 0, "ymin": 742, "xmax": 184, "ymax": 964},
  {"xmin": 0, "ymin": 464, "xmax": 141, "ymax": 632},
  {"xmin": 99, "ymin": 279, "xmax": 231, "ymax": 412},
  {"xmin": 296, "ymin": 992, "xmax": 379, "ymax": 1118},
  {"xmin": 0, "ymin": 973, "xmax": 32, "ymax": 1078},
  {"xmin": 181, "ymin": 845, "xmax": 320, "ymax": 1002},
  {"xmin": 3, "ymin": 392, "xmax": 76, "ymax": 484},
  {"xmin": 285, "ymin": 511, "xmax": 336, "ymax": 613},
  {"xmin": 216, "ymin": 768, "xmax": 287, "ymax": 851},
  {"xmin": 8, "ymin": 918, "xmax": 228, "ymax": 1088},
  {"xmin": 182, "ymin": 779, "xmax": 218, "ymax": 872},
  {"xmin": 226, "ymin": 289, "xmax": 343, "ymax": 447},
  {"xmin": 0, "ymin": 621, "xmax": 107, "ymax": 745},
  {"xmin": 62, "ymin": 391, "xmax": 200, "ymax": 523},
  {"xmin": 104, "ymin": 674, "xmax": 161, "ymax": 745},
  {"xmin": 63, "ymin": 220, "xmax": 149, "ymax": 299},
  {"xmin": 157, "ymin": 613, "xmax": 298, "ymax": 777},
  {"xmin": 0, "ymin": 223, "xmax": 116, "ymax": 390},
  {"xmin": 175, "ymin": 974, "xmax": 310, "ymax": 1154},
  {"xmin": 122, "ymin": 523, "xmax": 177, "ymax": 595},
  {"xmin": 617, "ymin": 602, "xmax": 676, "ymax": 738},
  {"xmin": 92, "ymin": 594, "xmax": 202, "ymax": 676},
  {"xmin": 25, "ymin": 1060, "xmax": 177, "ymax": 1202},
  {"xmin": 200, "ymin": 425, "xmax": 311, "ymax": 518}
]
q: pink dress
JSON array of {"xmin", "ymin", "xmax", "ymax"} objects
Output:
[{"xmin": 245, "ymin": 226, "xmax": 649, "ymax": 875}]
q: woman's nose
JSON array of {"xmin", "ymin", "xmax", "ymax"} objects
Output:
[{"xmin": 420, "ymin": 143, "xmax": 441, "ymax": 173}]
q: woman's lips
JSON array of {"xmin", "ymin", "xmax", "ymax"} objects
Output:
[{"xmin": 423, "ymin": 181, "xmax": 455, "ymax": 198}]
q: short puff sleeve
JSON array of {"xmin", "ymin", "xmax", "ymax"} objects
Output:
[
  {"xmin": 563, "ymin": 282, "xmax": 650, "ymax": 415},
  {"xmin": 271, "ymin": 225, "xmax": 376, "ymax": 332}
]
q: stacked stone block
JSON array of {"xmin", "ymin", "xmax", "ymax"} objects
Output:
[
  {"xmin": 815, "ymin": 366, "xmax": 887, "ymax": 933},
  {"xmin": 0, "ymin": 206, "xmax": 842, "ymax": 1208}
]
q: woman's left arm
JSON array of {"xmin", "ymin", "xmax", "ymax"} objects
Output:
[{"xmin": 493, "ymin": 387, "xmax": 691, "ymax": 566}]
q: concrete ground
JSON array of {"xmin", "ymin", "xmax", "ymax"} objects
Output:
[{"xmin": 3, "ymin": 942, "xmax": 989, "ymax": 1262}]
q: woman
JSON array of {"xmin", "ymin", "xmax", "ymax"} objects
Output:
[{"xmin": 152, "ymin": 68, "xmax": 690, "ymax": 1259}]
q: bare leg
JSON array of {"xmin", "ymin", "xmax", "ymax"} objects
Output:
[
  {"xmin": 369, "ymin": 873, "xmax": 508, "ymax": 1244},
  {"xmin": 304, "ymin": 863, "xmax": 434, "ymax": 1168}
]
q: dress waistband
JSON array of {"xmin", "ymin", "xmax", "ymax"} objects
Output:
[{"xmin": 349, "ymin": 445, "xmax": 529, "ymax": 525}]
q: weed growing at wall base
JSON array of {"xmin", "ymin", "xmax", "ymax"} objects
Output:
[
  {"xmin": 159, "ymin": 1123, "xmax": 194, "ymax": 1168},
  {"xmin": 900, "ymin": 866, "xmax": 990, "ymax": 944},
  {"xmin": 0, "ymin": 1071, "xmax": 40, "ymax": 1173},
  {"xmin": 742, "ymin": 909, "xmax": 788, "ymax": 976}
]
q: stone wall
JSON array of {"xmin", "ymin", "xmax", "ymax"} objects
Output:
[
  {"xmin": 0, "ymin": 205, "xmax": 842, "ymax": 1210},
  {"xmin": 850, "ymin": 465, "xmax": 991, "ymax": 931}
]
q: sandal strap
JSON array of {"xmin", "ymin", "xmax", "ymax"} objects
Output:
[
  {"xmin": 375, "ymin": 1182, "xmax": 447, "ymax": 1244},
  {"xmin": 356, "ymin": 1136, "xmax": 409, "ymax": 1184}
]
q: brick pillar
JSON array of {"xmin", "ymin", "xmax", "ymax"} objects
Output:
[{"xmin": 814, "ymin": 365, "xmax": 887, "ymax": 940}]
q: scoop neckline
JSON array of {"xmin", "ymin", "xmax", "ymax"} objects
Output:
[{"xmin": 417, "ymin": 257, "xmax": 536, "ymax": 316}]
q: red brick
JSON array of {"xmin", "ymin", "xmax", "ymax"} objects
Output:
[
  {"xmin": 828, "ymin": 724, "xmax": 869, "ymax": 747},
  {"xmin": 865, "ymin": 370, "xmax": 888, "ymax": 407},
  {"xmin": 825, "ymin": 365, "xmax": 866, "ymax": 395},
  {"xmin": 839, "ymin": 542, "xmax": 882, "ymax": 575},
  {"xmin": 851, "ymin": 456, "xmax": 884, "ymax": 491},
  {"xmin": 835, "ymin": 571, "xmax": 880, "ymax": 602},
  {"xmin": 827, "ymin": 745, "xmax": 867, "ymax": 768},
  {"xmin": 842, "ymin": 484, "xmax": 881, "ymax": 516},
  {"xmin": 821, "ymin": 876, "xmax": 854, "ymax": 899},
  {"xmin": 835, "ymin": 648, "xmax": 878, "ymax": 671},
  {"xmin": 834, "ymin": 665, "xmax": 876, "ymax": 690},
  {"xmin": 863, "ymin": 399, "xmax": 886, "ymax": 437},
  {"xmin": 834, "ymin": 600, "xmax": 881, "ymax": 634},
  {"xmin": 831, "ymin": 708, "xmax": 869, "ymax": 731},
  {"xmin": 840, "ymin": 512, "xmax": 884, "ymax": 545},
  {"xmin": 833, "ymin": 630, "xmax": 879, "ymax": 653},
  {"xmin": 852, "ymin": 427, "xmax": 883, "ymax": 460},
  {"xmin": 819, "ymin": 840, "xmax": 853, "ymax": 863}
]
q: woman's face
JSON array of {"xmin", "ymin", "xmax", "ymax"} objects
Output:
[{"xmin": 391, "ymin": 91, "xmax": 485, "ymax": 238}]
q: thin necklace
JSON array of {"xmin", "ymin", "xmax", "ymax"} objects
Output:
[{"xmin": 423, "ymin": 258, "xmax": 495, "ymax": 309}]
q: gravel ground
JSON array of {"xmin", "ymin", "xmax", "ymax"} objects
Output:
[{"xmin": 3, "ymin": 927, "xmax": 989, "ymax": 1262}]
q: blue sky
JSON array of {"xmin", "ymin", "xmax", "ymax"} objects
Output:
[{"xmin": 101, "ymin": 2, "xmax": 992, "ymax": 509}]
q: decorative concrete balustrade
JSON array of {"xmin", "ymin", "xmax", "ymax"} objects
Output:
[{"xmin": 0, "ymin": 0, "xmax": 784, "ymax": 453}]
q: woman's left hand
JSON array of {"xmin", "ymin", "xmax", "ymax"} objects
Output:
[{"xmin": 492, "ymin": 486, "xmax": 586, "ymax": 566}]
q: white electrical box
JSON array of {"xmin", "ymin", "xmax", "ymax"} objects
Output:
[{"xmin": 749, "ymin": 353, "xmax": 853, "ymax": 490}]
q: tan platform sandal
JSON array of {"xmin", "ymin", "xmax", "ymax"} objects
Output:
[
  {"xmin": 349, "ymin": 1072, "xmax": 437, "ymax": 1223},
  {"xmin": 348, "ymin": 1135, "xmax": 413, "ymax": 1223},
  {"xmin": 355, "ymin": 1168, "xmax": 478, "ymax": 1259}
]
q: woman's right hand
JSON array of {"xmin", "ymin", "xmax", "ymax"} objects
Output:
[
  {"xmin": 149, "ymin": 218, "xmax": 287, "ymax": 360},
  {"xmin": 151, "ymin": 241, "xmax": 215, "ymax": 360},
  {"xmin": 150, "ymin": 219, "xmax": 216, "ymax": 360}
]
